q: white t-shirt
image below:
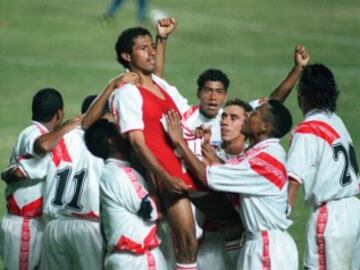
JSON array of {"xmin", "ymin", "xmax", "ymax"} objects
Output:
[
  {"xmin": 287, "ymin": 110, "xmax": 360, "ymax": 207},
  {"xmin": 100, "ymin": 158, "xmax": 160, "ymax": 253},
  {"xmin": 206, "ymin": 138, "xmax": 292, "ymax": 233}
]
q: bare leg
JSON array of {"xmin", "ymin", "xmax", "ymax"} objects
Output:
[{"xmin": 163, "ymin": 193, "xmax": 198, "ymax": 263}]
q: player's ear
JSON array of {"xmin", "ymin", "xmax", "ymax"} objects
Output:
[{"xmin": 121, "ymin": 52, "xmax": 131, "ymax": 65}]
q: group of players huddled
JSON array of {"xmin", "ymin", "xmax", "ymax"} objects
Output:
[{"xmin": 1, "ymin": 18, "xmax": 359, "ymax": 270}]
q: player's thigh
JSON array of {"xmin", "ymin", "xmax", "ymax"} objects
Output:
[
  {"xmin": 1, "ymin": 215, "xmax": 43, "ymax": 269},
  {"xmin": 69, "ymin": 220, "xmax": 103, "ymax": 270},
  {"xmin": 163, "ymin": 193, "xmax": 196, "ymax": 240},
  {"xmin": 42, "ymin": 220, "xmax": 70, "ymax": 270}
]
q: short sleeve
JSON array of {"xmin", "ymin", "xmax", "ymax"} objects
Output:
[
  {"xmin": 287, "ymin": 131, "xmax": 318, "ymax": 184},
  {"xmin": 110, "ymin": 84, "xmax": 144, "ymax": 134}
]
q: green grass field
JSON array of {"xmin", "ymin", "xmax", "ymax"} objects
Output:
[{"xmin": 0, "ymin": 0, "xmax": 359, "ymax": 268}]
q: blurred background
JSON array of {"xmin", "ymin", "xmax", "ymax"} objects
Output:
[{"xmin": 0, "ymin": 0, "xmax": 359, "ymax": 267}]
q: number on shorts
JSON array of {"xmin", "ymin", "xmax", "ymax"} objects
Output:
[
  {"xmin": 332, "ymin": 143, "xmax": 359, "ymax": 186},
  {"xmin": 52, "ymin": 167, "xmax": 87, "ymax": 211}
]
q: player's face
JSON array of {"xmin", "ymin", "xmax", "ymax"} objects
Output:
[
  {"xmin": 220, "ymin": 105, "xmax": 246, "ymax": 143},
  {"xmin": 129, "ymin": 35, "xmax": 156, "ymax": 75},
  {"xmin": 197, "ymin": 81, "xmax": 227, "ymax": 119},
  {"xmin": 241, "ymin": 103, "xmax": 268, "ymax": 139}
]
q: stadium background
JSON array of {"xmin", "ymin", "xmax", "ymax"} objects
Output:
[{"xmin": 0, "ymin": 0, "xmax": 359, "ymax": 268}]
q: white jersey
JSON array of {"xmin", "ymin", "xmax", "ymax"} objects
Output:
[
  {"xmin": 110, "ymin": 74, "xmax": 190, "ymax": 134},
  {"xmin": 287, "ymin": 110, "xmax": 360, "ymax": 206},
  {"xmin": 183, "ymin": 105, "xmax": 222, "ymax": 149},
  {"xmin": 100, "ymin": 158, "xmax": 160, "ymax": 253},
  {"xmin": 206, "ymin": 138, "xmax": 292, "ymax": 233},
  {"xmin": 18, "ymin": 128, "xmax": 103, "ymax": 221},
  {"xmin": 5, "ymin": 121, "xmax": 50, "ymax": 217}
]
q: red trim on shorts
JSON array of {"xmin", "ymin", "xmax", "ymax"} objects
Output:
[
  {"xmin": 71, "ymin": 211, "xmax": 99, "ymax": 221},
  {"xmin": 316, "ymin": 203, "xmax": 328, "ymax": 270},
  {"xmin": 294, "ymin": 120, "xmax": 340, "ymax": 145},
  {"xmin": 7, "ymin": 195, "xmax": 42, "ymax": 218},
  {"xmin": 19, "ymin": 217, "xmax": 30, "ymax": 270},
  {"xmin": 261, "ymin": 231, "xmax": 271, "ymax": 270},
  {"xmin": 182, "ymin": 105, "xmax": 199, "ymax": 121},
  {"xmin": 51, "ymin": 138, "xmax": 72, "ymax": 167},
  {"xmin": 225, "ymin": 239, "xmax": 242, "ymax": 251},
  {"xmin": 249, "ymin": 152, "xmax": 287, "ymax": 189}
]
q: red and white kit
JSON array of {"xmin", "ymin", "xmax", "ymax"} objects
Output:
[
  {"xmin": 0, "ymin": 121, "xmax": 50, "ymax": 270},
  {"xmin": 183, "ymin": 105, "xmax": 223, "ymax": 150},
  {"xmin": 109, "ymin": 74, "xmax": 201, "ymax": 190},
  {"xmin": 287, "ymin": 110, "xmax": 360, "ymax": 270},
  {"xmin": 206, "ymin": 139, "xmax": 298, "ymax": 270},
  {"xmin": 100, "ymin": 158, "xmax": 166, "ymax": 270},
  {"xmin": 18, "ymin": 128, "xmax": 104, "ymax": 270}
]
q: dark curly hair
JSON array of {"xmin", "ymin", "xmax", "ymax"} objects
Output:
[
  {"xmin": 197, "ymin": 69, "xmax": 230, "ymax": 93},
  {"xmin": 298, "ymin": 63, "xmax": 339, "ymax": 112},
  {"xmin": 115, "ymin": 27, "xmax": 152, "ymax": 69}
]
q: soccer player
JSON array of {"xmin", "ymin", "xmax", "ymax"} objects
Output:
[
  {"xmin": 12, "ymin": 95, "xmax": 104, "ymax": 270},
  {"xmin": 287, "ymin": 64, "xmax": 360, "ymax": 269},
  {"xmin": 165, "ymin": 99, "xmax": 299, "ymax": 270},
  {"xmin": 0, "ymin": 88, "xmax": 64, "ymax": 270},
  {"xmin": 109, "ymin": 21, "xmax": 204, "ymax": 269},
  {"xmin": 84, "ymin": 119, "xmax": 167, "ymax": 270}
]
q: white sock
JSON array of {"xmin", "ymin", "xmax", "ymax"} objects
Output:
[{"xmin": 175, "ymin": 262, "xmax": 198, "ymax": 270}]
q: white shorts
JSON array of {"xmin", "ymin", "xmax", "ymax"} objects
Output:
[
  {"xmin": 41, "ymin": 218, "xmax": 103, "ymax": 270},
  {"xmin": 0, "ymin": 214, "xmax": 43, "ymax": 270},
  {"xmin": 304, "ymin": 196, "xmax": 360, "ymax": 270},
  {"xmin": 104, "ymin": 247, "xmax": 167, "ymax": 270},
  {"xmin": 198, "ymin": 231, "xmax": 238, "ymax": 270},
  {"xmin": 238, "ymin": 230, "xmax": 298, "ymax": 270}
]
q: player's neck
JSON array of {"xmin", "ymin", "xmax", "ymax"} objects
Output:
[{"xmin": 222, "ymin": 137, "xmax": 245, "ymax": 155}]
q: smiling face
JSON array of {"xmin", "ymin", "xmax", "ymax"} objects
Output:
[
  {"xmin": 220, "ymin": 105, "xmax": 246, "ymax": 143},
  {"xmin": 197, "ymin": 80, "xmax": 227, "ymax": 119},
  {"xmin": 125, "ymin": 35, "xmax": 156, "ymax": 75}
]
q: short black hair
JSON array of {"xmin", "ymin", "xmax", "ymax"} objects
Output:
[
  {"xmin": 115, "ymin": 27, "xmax": 152, "ymax": 69},
  {"xmin": 84, "ymin": 119, "xmax": 130, "ymax": 160},
  {"xmin": 197, "ymin": 69, "xmax": 230, "ymax": 93},
  {"xmin": 81, "ymin": 95, "xmax": 110, "ymax": 115},
  {"xmin": 298, "ymin": 63, "xmax": 339, "ymax": 112},
  {"xmin": 265, "ymin": 99, "xmax": 293, "ymax": 138},
  {"xmin": 81, "ymin": 95, "xmax": 97, "ymax": 114},
  {"xmin": 225, "ymin": 98, "xmax": 253, "ymax": 113},
  {"xmin": 32, "ymin": 88, "xmax": 63, "ymax": 123}
]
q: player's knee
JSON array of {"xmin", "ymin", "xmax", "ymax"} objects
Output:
[{"xmin": 176, "ymin": 228, "xmax": 198, "ymax": 260}]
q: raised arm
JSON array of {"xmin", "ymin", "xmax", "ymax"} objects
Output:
[
  {"xmin": 81, "ymin": 72, "xmax": 139, "ymax": 130},
  {"xmin": 154, "ymin": 18, "xmax": 177, "ymax": 77},
  {"xmin": 34, "ymin": 115, "xmax": 82, "ymax": 156},
  {"xmin": 127, "ymin": 130, "xmax": 189, "ymax": 194},
  {"xmin": 269, "ymin": 45, "xmax": 310, "ymax": 103}
]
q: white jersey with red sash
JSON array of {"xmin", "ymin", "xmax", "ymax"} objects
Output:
[
  {"xmin": 0, "ymin": 121, "xmax": 52, "ymax": 270},
  {"xmin": 17, "ymin": 127, "xmax": 104, "ymax": 270},
  {"xmin": 101, "ymin": 158, "xmax": 165, "ymax": 270},
  {"xmin": 206, "ymin": 138, "xmax": 298, "ymax": 270},
  {"xmin": 287, "ymin": 110, "xmax": 360, "ymax": 270}
]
